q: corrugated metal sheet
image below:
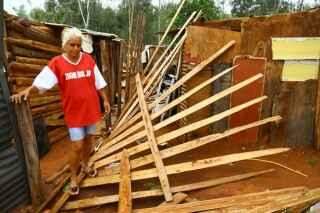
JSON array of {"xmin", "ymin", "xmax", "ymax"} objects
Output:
[{"xmin": 0, "ymin": 73, "xmax": 29, "ymax": 211}]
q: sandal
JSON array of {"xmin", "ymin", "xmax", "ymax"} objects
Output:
[
  {"xmin": 81, "ymin": 162, "xmax": 97, "ymax": 177},
  {"xmin": 68, "ymin": 178, "xmax": 79, "ymax": 195}
]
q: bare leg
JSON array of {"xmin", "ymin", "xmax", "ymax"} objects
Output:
[
  {"xmin": 81, "ymin": 135, "xmax": 97, "ymax": 176},
  {"xmin": 69, "ymin": 140, "xmax": 84, "ymax": 194}
]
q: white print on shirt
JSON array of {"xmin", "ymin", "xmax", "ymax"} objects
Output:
[{"xmin": 65, "ymin": 70, "xmax": 92, "ymax": 80}]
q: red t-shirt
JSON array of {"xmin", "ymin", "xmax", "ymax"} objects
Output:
[{"xmin": 46, "ymin": 53, "xmax": 102, "ymax": 127}]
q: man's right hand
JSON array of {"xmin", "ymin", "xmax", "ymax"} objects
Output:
[{"xmin": 10, "ymin": 86, "xmax": 33, "ymax": 104}]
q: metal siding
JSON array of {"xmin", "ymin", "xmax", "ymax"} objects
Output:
[{"xmin": 0, "ymin": 75, "xmax": 30, "ymax": 211}]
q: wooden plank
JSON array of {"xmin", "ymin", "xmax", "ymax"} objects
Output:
[
  {"xmin": 114, "ymin": 39, "xmax": 236, "ymax": 133},
  {"xmin": 63, "ymin": 169, "xmax": 275, "ymax": 210},
  {"xmin": 98, "ymin": 66, "xmax": 236, "ymax": 154},
  {"xmin": 133, "ymin": 187, "xmax": 307, "ymax": 213},
  {"xmin": 93, "ymin": 95, "xmax": 267, "ymax": 166},
  {"xmin": 118, "ymin": 150, "xmax": 132, "ymax": 213},
  {"xmin": 159, "ymin": 193, "xmax": 188, "ymax": 206},
  {"xmin": 94, "ymin": 71, "xmax": 260, "ymax": 163},
  {"xmin": 5, "ymin": 37, "xmax": 62, "ymax": 54},
  {"xmin": 136, "ymin": 73, "xmax": 173, "ymax": 201},
  {"xmin": 143, "ymin": 0, "xmax": 187, "ymax": 72},
  {"xmin": 35, "ymin": 175, "xmax": 70, "ymax": 213},
  {"xmin": 15, "ymin": 56, "xmax": 49, "ymax": 65},
  {"xmin": 282, "ymin": 60, "xmax": 319, "ymax": 81},
  {"xmin": 50, "ymin": 172, "xmax": 86, "ymax": 213},
  {"xmin": 229, "ymin": 55, "xmax": 266, "ymax": 144},
  {"xmin": 272, "ymin": 37, "xmax": 320, "ymax": 60},
  {"xmin": 94, "ymin": 116, "xmax": 281, "ymax": 170},
  {"xmin": 315, "ymin": 60, "xmax": 320, "ymax": 150},
  {"xmin": 84, "ymin": 148, "xmax": 288, "ymax": 188},
  {"xmin": 14, "ymin": 101, "xmax": 43, "ymax": 207}
]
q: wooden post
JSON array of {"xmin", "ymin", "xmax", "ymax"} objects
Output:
[
  {"xmin": 118, "ymin": 150, "xmax": 132, "ymax": 213},
  {"xmin": 14, "ymin": 100, "xmax": 43, "ymax": 207},
  {"xmin": 136, "ymin": 73, "xmax": 173, "ymax": 201}
]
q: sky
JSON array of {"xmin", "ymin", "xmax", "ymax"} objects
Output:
[
  {"xmin": 4, "ymin": 0, "xmax": 318, "ymax": 15},
  {"xmin": 4, "ymin": 0, "xmax": 181, "ymax": 15}
]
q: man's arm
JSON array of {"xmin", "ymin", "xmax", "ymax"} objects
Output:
[
  {"xmin": 11, "ymin": 85, "xmax": 38, "ymax": 104},
  {"xmin": 98, "ymin": 88, "xmax": 111, "ymax": 114}
]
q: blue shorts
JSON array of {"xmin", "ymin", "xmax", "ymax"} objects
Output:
[{"xmin": 68, "ymin": 124, "xmax": 96, "ymax": 141}]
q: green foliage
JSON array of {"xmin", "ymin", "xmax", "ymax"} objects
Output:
[
  {"xmin": 165, "ymin": 0, "xmax": 223, "ymax": 28},
  {"xmin": 230, "ymin": 0, "xmax": 295, "ymax": 17},
  {"xmin": 13, "ymin": 5, "xmax": 28, "ymax": 18}
]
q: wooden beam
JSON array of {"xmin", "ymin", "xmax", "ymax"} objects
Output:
[
  {"xmin": 143, "ymin": 0, "xmax": 187, "ymax": 72},
  {"xmin": 118, "ymin": 150, "xmax": 132, "ymax": 213},
  {"xmin": 114, "ymin": 39, "xmax": 236, "ymax": 133},
  {"xmin": 103, "ymin": 66, "xmax": 236, "ymax": 149},
  {"xmin": 133, "ymin": 187, "xmax": 308, "ymax": 213},
  {"xmin": 94, "ymin": 116, "xmax": 281, "ymax": 170},
  {"xmin": 93, "ymin": 94, "xmax": 267, "ymax": 164},
  {"xmin": 15, "ymin": 56, "xmax": 49, "ymax": 65},
  {"xmin": 84, "ymin": 148, "xmax": 288, "ymax": 188},
  {"xmin": 136, "ymin": 73, "xmax": 173, "ymax": 201},
  {"xmin": 5, "ymin": 37, "xmax": 62, "ymax": 54},
  {"xmin": 14, "ymin": 101, "xmax": 43, "ymax": 207},
  {"xmin": 63, "ymin": 169, "xmax": 275, "ymax": 210},
  {"xmin": 159, "ymin": 193, "xmax": 188, "ymax": 206}
]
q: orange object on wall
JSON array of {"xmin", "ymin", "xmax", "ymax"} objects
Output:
[{"xmin": 229, "ymin": 55, "xmax": 266, "ymax": 143}]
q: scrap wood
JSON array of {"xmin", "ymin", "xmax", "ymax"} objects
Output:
[
  {"xmin": 158, "ymin": 193, "xmax": 189, "ymax": 206},
  {"xmin": 94, "ymin": 116, "xmax": 281, "ymax": 170},
  {"xmin": 98, "ymin": 65, "xmax": 237, "ymax": 155},
  {"xmin": 36, "ymin": 175, "xmax": 70, "ymax": 213},
  {"xmin": 247, "ymin": 158, "xmax": 308, "ymax": 177},
  {"xmin": 136, "ymin": 73, "xmax": 173, "ymax": 201},
  {"xmin": 5, "ymin": 37, "xmax": 62, "ymax": 53},
  {"xmin": 108, "ymin": 40, "xmax": 236, "ymax": 144},
  {"xmin": 93, "ymin": 95, "xmax": 267, "ymax": 166},
  {"xmin": 143, "ymin": 0, "xmax": 187, "ymax": 72},
  {"xmin": 101, "ymin": 67, "xmax": 235, "ymax": 156},
  {"xmin": 83, "ymin": 149, "xmax": 287, "ymax": 188},
  {"xmin": 133, "ymin": 187, "xmax": 308, "ymax": 213},
  {"xmin": 117, "ymin": 9, "xmax": 196, "ymax": 128},
  {"xmin": 62, "ymin": 169, "xmax": 275, "ymax": 210},
  {"xmin": 118, "ymin": 150, "xmax": 132, "ymax": 213}
]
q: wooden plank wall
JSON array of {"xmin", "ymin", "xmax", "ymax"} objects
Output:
[
  {"xmin": 240, "ymin": 8, "xmax": 320, "ymax": 146},
  {"xmin": 180, "ymin": 26, "xmax": 241, "ymax": 138}
]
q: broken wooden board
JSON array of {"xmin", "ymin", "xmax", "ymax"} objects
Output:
[
  {"xmin": 136, "ymin": 73, "xmax": 173, "ymax": 201},
  {"xmin": 229, "ymin": 55, "xmax": 266, "ymax": 144},
  {"xmin": 272, "ymin": 37, "xmax": 320, "ymax": 60},
  {"xmin": 133, "ymin": 187, "xmax": 308, "ymax": 213},
  {"xmin": 84, "ymin": 148, "xmax": 287, "ymax": 188},
  {"xmin": 118, "ymin": 150, "xmax": 132, "ymax": 213},
  {"xmin": 62, "ymin": 169, "xmax": 274, "ymax": 210}
]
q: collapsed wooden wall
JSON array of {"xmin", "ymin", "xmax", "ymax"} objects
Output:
[
  {"xmin": 181, "ymin": 25, "xmax": 241, "ymax": 137},
  {"xmin": 183, "ymin": 8, "xmax": 320, "ymax": 146},
  {"xmin": 240, "ymin": 8, "xmax": 320, "ymax": 146},
  {"xmin": 4, "ymin": 13, "xmax": 122, "ymax": 145}
]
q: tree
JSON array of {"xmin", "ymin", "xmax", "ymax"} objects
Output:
[
  {"xmin": 13, "ymin": 5, "xmax": 28, "ymax": 18},
  {"xmin": 165, "ymin": 0, "xmax": 223, "ymax": 28}
]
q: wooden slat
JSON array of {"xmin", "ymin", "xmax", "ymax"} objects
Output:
[
  {"xmin": 118, "ymin": 150, "xmax": 132, "ymax": 213},
  {"xmin": 114, "ymin": 39, "xmax": 236, "ymax": 134},
  {"xmin": 5, "ymin": 37, "xmax": 62, "ymax": 53},
  {"xmin": 136, "ymin": 73, "xmax": 173, "ymax": 201},
  {"xmin": 84, "ymin": 148, "xmax": 288, "ymax": 188},
  {"xmin": 133, "ymin": 187, "xmax": 308, "ymax": 213},
  {"xmin": 94, "ymin": 116, "xmax": 281, "ymax": 170},
  {"xmin": 159, "ymin": 193, "xmax": 188, "ymax": 206},
  {"xmin": 101, "ymin": 66, "xmax": 236, "ymax": 155},
  {"xmin": 63, "ymin": 169, "xmax": 275, "ymax": 210},
  {"xmin": 93, "ymin": 94, "xmax": 266, "ymax": 164}
]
